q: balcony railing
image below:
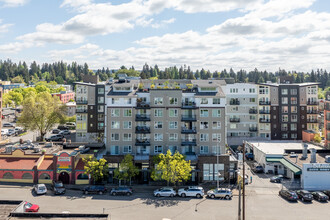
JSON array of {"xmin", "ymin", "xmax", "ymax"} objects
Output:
[
  {"xmin": 135, "ymin": 139, "xmax": 150, "ymax": 146},
  {"xmin": 229, "ymin": 118, "xmax": 240, "ymax": 123},
  {"xmin": 135, "ymin": 114, "xmax": 151, "ymax": 121},
  {"xmin": 307, "ymin": 110, "xmax": 318, "ymax": 114},
  {"xmin": 136, "ymin": 102, "xmax": 151, "ymax": 109},
  {"xmin": 181, "ymin": 115, "xmax": 197, "ymax": 121},
  {"xmin": 259, "ymin": 118, "xmax": 270, "ymax": 123},
  {"xmin": 181, "ymin": 127, "xmax": 197, "ymax": 134},
  {"xmin": 230, "ymin": 100, "xmax": 240, "ymax": 105},
  {"xmin": 76, "ymin": 109, "xmax": 88, "ymax": 113},
  {"xmin": 259, "ymin": 110, "xmax": 270, "ymax": 114},
  {"xmin": 181, "ymin": 139, "xmax": 197, "ymax": 145},
  {"xmin": 76, "ymin": 100, "xmax": 88, "ymax": 104},
  {"xmin": 307, "ymin": 119, "xmax": 318, "ymax": 123},
  {"xmin": 249, "ymin": 127, "xmax": 258, "ymax": 132},
  {"xmin": 181, "ymin": 102, "xmax": 197, "ymax": 109},
  {"xmin": 135, "ymin": 126, "xmax": 151, "ymax": 133},
  {"xmin": 259, "ymin": 101, "xmax": 271, "ymax": 105},
  {"xmin": 307, "ymin": 101, "xmax": 318, "ymax": 105},
  {"xmin": 249, "ymin": 109, "xmax": 258, "ymax": 114}
]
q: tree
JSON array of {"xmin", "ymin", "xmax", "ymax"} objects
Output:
[
  {"xmin": 3, "ymin": 91, "xmax": 23, "ymax": 108},
  {"xmin": 151, "ymin": 150, "xmax": 191, "ymax": 186},
  {"xmin": 83, "ymin": 156, "xmax": 109, "ymax": 184},
  {"xmin": 17, "ymin": 92, "xmax": 66, "ymax": 141},
  {"xmin": 11, "ymin": 75, "xmax": 25, "ymax": 83},
  {"xmin": 114, "ymin": 154, "xmax": 139, "ymax": 185},
  {"xmin": 313, "ymin": 133, "xmax": 322, "ymax": 143}
]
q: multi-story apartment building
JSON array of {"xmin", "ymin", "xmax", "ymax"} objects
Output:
[
  {"xmin": 75, "ymin": 75, "xmax": 105, "ymax": 142},
  {"xmin": 104, "ymin": 78, "xmax": 230, "ymax": 184},
  {"xmin": 0, "ymin": 87, "xmax": 2, "ymax": 140},
  {"xmin": 225, "ymin": 83, "xmax": 259, "ymax": 145},
  {"xmin": 324, "ymin": 92, "xmax": 330, "ymax": 148}
]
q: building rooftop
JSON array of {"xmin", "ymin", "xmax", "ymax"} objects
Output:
[
  {"xmin": 0, "ymin": 158, "xmax": 38, "ymax": 170},
  {"xmin": 247, "ymin": 140, "xmax": 323, "ymax": 155},
  {"xmin": 284, "ymin": 152, "xmax": 330, "ymax": 169},
  {"xmin": 38, "ymin": 158, "xmax": 54, "ymax": 170},
  {"xmin": 258, "ymin": 82, "xmax": 320, "ymax": 87}
]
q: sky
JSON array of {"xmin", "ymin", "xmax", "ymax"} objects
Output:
[{"xmin": 0, "ymin": 0, "xmax": 330, "ymax": 72}]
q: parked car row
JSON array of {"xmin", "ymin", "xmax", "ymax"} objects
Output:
[
  {"xmin": 1, "ymin": 127, "xmax": 24, "ymax": 137},
  {"xmin": 32, "ymin": 181, "xmax": 66, "ymax": 195},
  {"xmin": 279, "ymin": 189, "xmax": 330, "ymax": 202}
]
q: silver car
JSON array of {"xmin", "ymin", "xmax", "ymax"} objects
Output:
[
  {"xmin": 207, "ymin": 188, "xmax": 232, "ymax": 200},
  {"xmin": 178, "ymin": 187, "xmax": 204, "ymax": 198},
  {"xmin": 33, "ymin": 184, "xmax": 47, "ymax": 195},
  {"xmin": 153, "ymin": 187, "xmax": 176, "ymax": 197}
]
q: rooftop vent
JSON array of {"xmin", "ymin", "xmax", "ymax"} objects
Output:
[
  {"xmin": 290, "ymin": 152, "xmax": 297, "ymax": 158},
  {"xmin": 325, "ymin": 155, "xmax": 330, "ymax": 163},
  {"xmin": 208, "ymin": 81, "xmax": 213, "ymax": 84}
]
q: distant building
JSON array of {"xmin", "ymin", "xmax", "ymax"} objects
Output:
[
  {"xmin": 324, "ymin": 92, "xmax": 330, "ymax": 148},
  {"xmin": 0, "ymin": 87, "xmax": 2, "ymax": 140},
  {"xmin": 65, "ymin": 102, "xmax": 76, "ymax": 117},
  {"xmin": 0, "ymin": 81, "xmax": 25, "ymax": 93},
  {"xmin": 52, "ymin": 91, "xmax": 75, "ymax": 104}
]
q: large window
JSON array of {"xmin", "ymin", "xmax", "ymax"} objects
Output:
[
  {"xmin": 203, "ymin": 164, "xmax": 224, "ymax": 181},
  {"xmin": 213, "ymin": 98, "xmax": 220, "ymax": 104},
  {"xmin": 154, "ymin": 109, "xmax": 163, "ymax": 117},
  {"xmin": 111, "ymin": 121, "xmax": 120, "ymax": 129},
  {"xmin": 291, "ymin": 97, "xmax": 297, "ymax": 104},
  {"xmin": 282, "ymin": 115, "xmax": 288, "ymax": 122},
  {"xmin": 154, "ymin": 97, "xmax": 163, "ymax": 105},
  {"xmin": 212, "ymin": 133, "xmax": 221, "ymax": 142},
  {"xmin": 111, "ymin": 109, "xmax": 120, "ymax": 117},
  {"xmin": 123, "ymin": 133, "xmax": 132, "ymax": 141},
  {"xmin": 22, "ymin": 173, "xmax": 33, "ymax": 179},
  {"xmin": 281, "ymin": 97, "xmax": 288, "ymax": 104},
  {"xmin": 200, "ymin": 122, "xmax": 209, "ymax": 129},
  {"xmin": 201, "ymin": 98, "xmax": 208, "ymax": 104},
  {"xmin": 282, "ymin": 106, "xmax": 288, "ymax": 113},
  {"xmin": 200, "ymin": 109, "xmax": 209, "ymax": 117},
  {"xmin": 154, "ymin": 121, "xmax": 163, "ymax": 129},
  {"xmin": 154, "ymin": 133, "xmax": 163, "ymax": 141},
  {"xmin": 200, "ymin": 146, "xmax": 209, "ymax": 154},
  {"xmin": 212, "ymin": 122, "xmax": 221, "ymax": 129},
  {"xmin": 123, "ymin": 145, "xmax": 132, "ymax": 154},
  {"xmin": 154, "ymin": 146, "xmax": 163, "ymax": 153},
  {"xmin": 169, "ymin": 133, "xmax": 178, "ymax": 141},
  {"xmin": 281, "ymin": 89, "xmax": 288, "ymax": 95},
  {"xmin": 212, "ymin": 109, "xmax": 221, "ymax": 117},
  {"xmin": 169, "ymin": 121, "xmax": 178, "ymax": 129},
  {"xmin": 123, "ymin": 121, "xmax": 132, "ymax": 129},
  {"xmin": 124, "ymin": 109, "xmax": 132, "ymax": 117},
  {"xmin": 169, "ymin": 97, "xmax": 178, "ymax": 105},
  {"xmin": 98, "ymin": 87, "xmax": 105, "ymax": 94},
  {"xmin": 111, "ymin": 134, "xmax": 120, "ymax": 141},
  {"xmin": 111, "ymin": 146, "xmax": 119, "ymax": 155},
  {"xmin": 169, "ymin": 109, "xmax": 178, "ymax": 117},
  {"xmin": 200, "ymin": 134, "xmax": 209, "ymax": 142},
  {"xmin": 290, "ymin": 124, "xmax": 297, "ymax": 131},
  {"xmin": 291, "ymin": 106, "xmax": 297, "ymax": 113}
]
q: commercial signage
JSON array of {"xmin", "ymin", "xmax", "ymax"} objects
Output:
[
  {"xmin": 307, "ymin": 164, "xmax": 330, "ymax": 172},
  {"xmin": 58, "ymin": 157, "xmax": 71, "ymax": 162},
  {"xmin": 307, "ymin": 168, "xmax": 330, "ymax": 171}
]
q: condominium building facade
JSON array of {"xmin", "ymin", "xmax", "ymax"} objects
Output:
[{"xmin": 324, "ymin": 92, "xmax": 330, "ymax": 149}]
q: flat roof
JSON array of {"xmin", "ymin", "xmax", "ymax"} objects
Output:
[
  {"xmin": 284, "ymin": 152, "xmax": 330, "ymax": 169},
  {"xmin": 247, "ymin": 140, "xmax": 323, "ymax": 155},
  {"xmin": 0, "ymin": 158, "xmax": 38, "ymax": 170}
]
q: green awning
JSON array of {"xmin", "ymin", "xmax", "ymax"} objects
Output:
[{"xmin": 266, "ymin": 157, "xmax": 302, "ymax": 175}]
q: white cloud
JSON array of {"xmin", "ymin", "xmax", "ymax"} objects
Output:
[
  {"xmin": 60, "ymin": 0, "xmax": 91, "ymax": 8},
  {"xmin": 0, "ymin": 20, "xmax": 13, "ymax": 33},
  {"xmin": 0, "ymin": 0, "xmax": 28, "ymax": 7}
]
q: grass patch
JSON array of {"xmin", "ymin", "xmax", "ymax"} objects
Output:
[{"xmin": 18, "ymin": 132, "xmax": 27, "ymax": 137}]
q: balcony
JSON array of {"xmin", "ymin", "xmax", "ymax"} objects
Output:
[
  {"xmin": 259, "ymin": 118, "xmax": 270, "ymax": 123},
  {"xmin": 307, "ymin": 101, "xmax": 318, "ymax": 105},
  {"xmin": 135, "ymin": 114, "xmax": 151, "ymax": 121},
  {"xmin": 249, "ymin": 109, "xmax": 258, "ymax": 114},
  {"xmin": 76, "ymin": 109, "xmax": 87, "ymax": 113},
  {"xmin": 259, "ymin": 101, "xmax": 271, "ymax": 105},
  {"xmin": 76, "ymin": 100, "xmax": 88, "ymax": 104},
  {"xmin": 307, "ymin": 110, "xmax": 318, "ymax": 114},
  {"xmin": 135, "ymin": 126, "xmax": 150, "ymax": 133},
  {"xmin": 230, "ymin": 100, "xmax": 240, "ymax": 105},
  {"xmin": 136, "ymin": 102, "xmax": 151, "ymax": 109},
  {"xmin": 307, "ymin": 119, "xmax": 318, "ymax": 123},
  {"xmin": 181, "ymin": 115, "xmax": 197, "ymax": 121},
  {"xmin": 249, "ymin": 127, "xmax": 258, "ymax": 132},
  {"xmin": 135, "ymin": 139, "xmax": 150, "ymax": 146},
  {"xmin": 181, "ymin": 139, "xmax": 197, "ymax": 146},
  {"xmin": 259, "ymin": 110, "xmax": 270, "ymax": 114},
  {"xmin": 229, "ymin": 118, "xmax": 240, "ymax": 123},
  {"xmin": 327, "ymin": 127, "xmax": 330, "ymax": 131},
  {"xmin": 181, "ymin": 102, "xmax": 198, "ymax": 109},
  {"xmin": 181, "ymin": 127, "xmax": 197, "ymax": 134}
]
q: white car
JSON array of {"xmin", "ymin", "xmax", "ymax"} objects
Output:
[
  {"xmin": 33, "ymin": 184, "xmax": 47, "ymax": 195},
  {"xmin": 207, "ymin": 188, "xmax": 232, "ymax": 200},
  {"xmin": 153, "ymin": 187, "xmax": 176, "ymax": 197},
  {"xmin": 1, "ymin": 129, "xmax": 8, "ymax": 136},
  {"xmin": 178, "ymin": 187, "xmax": 204, "ymax": 198},
  {"xmin": 7, "ymin": 129, "xmax": 16, "ymax": 136},
  {"xmin": 3, "ymin": 123, "xmax": 14, "ymax": 127}
]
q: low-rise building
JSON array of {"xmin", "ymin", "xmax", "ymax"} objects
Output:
[{"xmin": 52, "ymin": 91, "xmax": 75, "ymax": 104}]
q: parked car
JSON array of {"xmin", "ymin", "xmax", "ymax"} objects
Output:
[
  {"xmin": 52, "ymin": 129, "xmax": 61, "ymax": 134},
  {"xmin": 45, "ymin": 134, "xmax": 63, "ymax": 142},
  {"xmin": 110, "ymin": 186, "xmax": 133, "ymax": 196},
  {"xmin": 296, "ymin": 190, "xmax": 313, "ymax": 202},
  {"xmin": 312, "ymin": 191, "xmax": 329, "ymax": 202},
  {"xmin": 83, "ymin": 185, "xmax": 107, "ymax": 195},
  {"xmin": 270, "ymin": 175, "xmax": 283, "ymax": 183},
  {"xmin": 207, "ymin": 188, "xmax": 232, "ymax": 200},
  {"xmin": 57, "ymin": 125, "xmax": 69, "ymax": 130},
  {"xmin": 153, "ymin": 187, "xmax": 176, "ymax": 197},
  {"xmin": 7, "ymin": 129, "xmax": 15, "ymax": 136},
  {"xmin": 51, "ymin": 181, "xmax": 66, "ymax": 195},
  {"xmin": 33, "ymin": 184, "xmax": 47, "ymax": 195},
  {"xmin": 3, "ymin": 123, "xmax": 14, "ymax": 127},
  {"xmin": 253, "ymin": 165, "xmax": 264, "ymax": 173},
  {"xmin": 323, "ymin": 190, "xmax": 330, "ymax": 198},
  {"xmin": 59, "ymin": 130, "xmax": 71, "ymax": 135},
  {"xmin": 178, "ymin": 187, "xmax": 204, "ymax": 198},
  {"xmin": 279, "ymin": 189, "xmax": 298, "ymax": 201},
  {"xmin": 65, "ymin": 122, "xmax": 76, "ymax": 129},
  {"xmin": 24, "ymin": 202, "xmax": 39, "ymax": 212},
  {"xmin": 75, "ymin": 145, "xmax": 90, "ymax": 154},
  {"xmin": 1, "ymin": 129, "xmax": 8, "ymax": 136}
]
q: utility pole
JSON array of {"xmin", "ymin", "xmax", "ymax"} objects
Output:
[
  {"xmin": 217, "ymin": 140, "xmax": 219, "ymax": 189},
  {"xmin": 238, "ymin": 176, "xmax": 241, "ymax": 220},
  {"xmin": 242, "ymin": 142, "xmax": 246, "ymax": 220}
]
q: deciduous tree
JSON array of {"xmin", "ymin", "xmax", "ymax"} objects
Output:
[
  {"xmin": 83, "ymin": 156, "xmax": 109, "ymax": 184},
  {"xmin": 114, "ymin": 154, "xmax": 139, "ymax": 185}
]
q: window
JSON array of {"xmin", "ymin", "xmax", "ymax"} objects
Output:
[
  {"xmin": 111, "ymin": 121, "xmax": 120, "ymax": 129},
  {"xmin": 154, "ymin": 109, "xmax": 163, "ymax": 117},
  {"xmin": 98, "ymin": 105, "xmax": 104, "ymax": 112},
  {"xmin": 291, "ymin": 97, "xmax": 297, "ymax": 105},
  {"xmin": 98, "ymin": 87, "xmax": 105, "ymax": 94},
  {"xmin": 213, "ymin": 98, "xmax": 220, "ymax": 104},
  {"xmin": 212, "ymin": 122, "xmax": 221, "ymax": 129},
  {"xmin": 250, "ymin": 115, "xmax": 256, "ymax": 120},
  {"xmin": 281, "ymin": 89, "xmax": 288, "ymax": 95},
  {"xmin": 169, "ymin": 133, "xmax": 178, "ymax": 141},
  {"xmin": 249, "ymin": 98, "xmax": 256, "ymax": 103},
  {"xmin": 124, "ymin": 98, "xmax": 131, "ymax": 104},
  {"xmin": 212, "ymin": 146, "xmax": 221, "ymax": 155},
  {"xmin": 169, "ymin": 146, "xmax": 177, "ymax": 154},
  {"xmin": 22, "ymin": 173, "xmax": 33, "ymax": 179},
  {"xmin": 282, "ymin": 133, "xmax": 288, "ymax": 139},
  {"xmin": 281, "ymin": 124, "xmax": 288, "ymax": 131},
  {"xmin": 123, "ymin": 133, "xmax": 132, "ymax": 141},
  {"xmin": 291, "ymin": 133, "xmax": 297, "ymax": 139},
  {"xmin": 98, "ymin": 122, "xmax": 104, "ymax": 130},
  {"xmin": 282, "ymin": 106, "xmax": 288, "ymax": 113},
  {"xmin": 154, "ymin": 133, "xmax": 163, "ymax": 141},
  {"xmin": 200, "ymin": 122, "xmax": 209, "ymax": 129},
  {"xmin": 98, "ymin": 114, "xmax": 104, "ymax": 121},
  {"xmin": 201, "ymin": 98, "xmax": 208, "ymax": 104},
  {"xmin": 282, "ymin": 115, "xmax": 288, "ymax": 122},
  {"xmin": 169, "ymin": 109, "xmax": 178, "ymax": 117},
  {"xmin": 290, "ymin": 89, "xmax": 297, "ymax": 95},
  {"xmin": 98, "ymin": 96, "xmax": 104, "ymax": 103},
  {"xmin": 112, "ymin": 98, "xmax": 120, "ymax": 104},
  {"xmin": 154, "ymin": 121, "xmax": 163, "ymax": 129},
  {"xmin": 111, "ymin": 134, "xmax": 119, "ymax": 141},
  {"xmin": 291, "ymin": 106, "xmax": 297, "ymax": 113},
  {"xmin": 291, "ymin": 115, "xmax": 297, "ymax": 122},
  {"xmin": 123, "ymin": 121, "xmax": 132, "ymax": 129},
  {"xmin": 111, "ymin": 146, "xmax": 119, "ymax": 155},
  {"xmin": 169, "ymin": 97, "xmax": 178, "ymax": 105},
  {"xmin": 212, "ymin": 133, "xmax": 221, "ymax": 142},
  {"xmin": 200, "ymin": 109, "xmax": 209, "ymax": 117},
  {"xmin": 123, "ymin": 145, "xmax": 132, "ymax": 153},
  {"xmin": 200, "ymin": 146, "xmax": 209, "ymax": 154},
  {"xmin": 249, "ymin": 88, "xmax": 255, "ymax": 93},
  {"xmin": 124, "ymin": 109, "xmax": 132, "ymax": 117},
  {"xmin": 281, "ymin": 97, "xmax": 288, "ymax": 104},
  {"xmin": 230, "ymin": 88, "xmax": 238, "ymax": 93},
  {"xmin": 212, "ymin": 109, "xmax": 221, "ymax": 117},
  {"xmin": 200, "ymin": 134, "xmax": 209, "ymax": 142},
  {"xmin": 154, "ymin": 146, "xmax": 163, "ymax": 153},
  {"xmin": 154, "ymin": 97, "xmax": 163, "ymax": 105},
  {"xmin": 111, "ymin": 109, "xmax": 120, "ymax": 117},
  {"xmin": 230, "ymin": 124, "xmax": 237, "ymax": 129},
  {"xmin": 290, "ymin": 124, "xmax": 297, "ymax": 131},
  {"xmin": 169, "ymin": 121, "xmax": 178, "ymax": 129}
]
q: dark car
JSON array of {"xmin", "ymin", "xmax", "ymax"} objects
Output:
[
  {"xmin": 83, "ymin": 185, "xmax": 107, "ymax": 195},
  {"xmin": 51, "ymin": 181, "xmax": 66, "ymax": 195},
  {"xmin": 253, "ymin": 165, "xmax": 264, "ymax": 173},
  {"xmin": 279, "ymin": 189, "xmax": 298, "ymax": 201},
  {"xmin": 270, "ymin": 175, "xmax": 283, "ymax": 183},
  {"xmin": 45, "ymin": 134, "xmax": 63, "ymax": 142},
  {"xmin": 52, "ymin": 129, "xmax": 61, "ymax": 134},
  {"xmin": 296, "ymin": 190, "xmax": 313, "ymax": 202},
  {"xmin": 312, "ymin": 191, "xmax": 329, "ymax": 202},
  {"xmin": 57, "ymin": 125, "xmax": 69, "ymax": 130},
  {"xmin": 323, "ymin": 190, "xmax": 330, "ymax": 199},
  {"xmin": 110, "ymin": 186, "xmax": 133, "ymax": 196}
]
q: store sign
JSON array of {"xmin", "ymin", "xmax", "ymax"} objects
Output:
[
  {"xmin": 307, "ymin": 164, "xmax": 330, "ymax": 171},
  {"xmin": 58, "ymin": 157, "xmax": 71, "ymax": 162}
]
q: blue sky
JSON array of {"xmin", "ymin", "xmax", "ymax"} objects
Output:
[{"xmin": 0, "ymin": 0, "xmax": 330, "ymax": 72}]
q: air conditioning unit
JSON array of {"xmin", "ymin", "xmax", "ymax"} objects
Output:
[
  {"xmin": 325, "ymin": 155, "xmax": 330, "ymax": 163},
  {"xmin": 290, "ymin": 152, "xmax": 297, "ymax": 158}
]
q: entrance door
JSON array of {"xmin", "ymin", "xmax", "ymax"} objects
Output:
[
  {"xmin": 59, "ymin": 172, "xmax": 70, "ymax": 184},
  {"xmin": 274, "ymin": 165, "xmax": 278, "ymax": 175}
]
